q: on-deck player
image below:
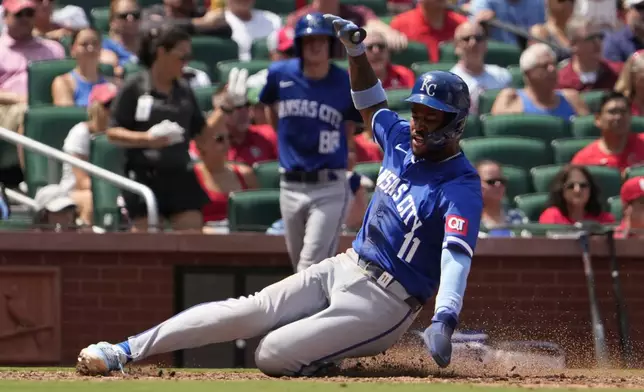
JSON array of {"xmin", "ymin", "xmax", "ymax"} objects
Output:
[
  {"xmin": 261, "ymin": 12, "xmax": 363, "ymax": 273},
  {"xmin": 76, "ymin": 14, "xmax": 482, "ymax": 377}
]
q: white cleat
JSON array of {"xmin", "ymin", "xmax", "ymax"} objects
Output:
[{"xmin": 77, "ymin": 342, "xmax": 128, "ymax": 376}]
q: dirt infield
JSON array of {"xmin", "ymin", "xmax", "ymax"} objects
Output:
[{"xmin": 2, "ymin": 344, "xmax": 644, "ymax": 389}]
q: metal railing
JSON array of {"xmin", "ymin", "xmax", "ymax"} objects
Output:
[
  {"xmin": 0, "ymin": 127, "xmax": 160, "ymax": 232},
  {"xmin": 5, "ymin": 187, "xmax": 38, "ymax": 210}
]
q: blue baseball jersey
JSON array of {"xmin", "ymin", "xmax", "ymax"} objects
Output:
[
  {"xmin": 352, "ymin": 109, "xmax": 483, "ymax": 304},
  {"xmin": 259, "ymin": 58, "xmax": 362, "ymax": 172}
]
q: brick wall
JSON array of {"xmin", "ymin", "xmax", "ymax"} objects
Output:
[{"xmin": 0, "ymin": 233, "xmax": 642, "ymax": 367}]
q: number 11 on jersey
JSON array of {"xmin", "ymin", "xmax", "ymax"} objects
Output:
[{"xmin": 397, "ymin": 232, "xmax": 420, "ymax": 263}]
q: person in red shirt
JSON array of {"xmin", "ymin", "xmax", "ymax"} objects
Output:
[
  {"xmin": 615, "ymin": 176, "xmax": 644, "ymax": 238},
  {"xmin": 363, "ymin": 26, "xmax": 415, "ymax": 90},
  {"xmin": 614, "ymin": 50, "xmax": 644, "ymax": 115},
  {"xmin": 286, "ymin": 0, "xmax": 407, "ymax": 58},
  {"xmin": 390, "ymin": 0, "xmax": 467, "ymax": 63},
  {"xmin": 557, "ymin": 18, "xmax": 623, "ymax": 93},
  {"xmin": 353, "ymin": 131, "xmax": 383, "ymax": 163},
  {"xmin": 539, "ymin": 164, "xmax": 615, "ymax": 225},
  {"xmin": 190, "ymin": 81, "xmax": 278, "ymax": 167},
  {"xmin": 572, "ymin": 92, "xmax": 644, "ymax": 172},
  {"xmin": 192, "ymin": 112, "xmax": 258, "ymax": 225}
]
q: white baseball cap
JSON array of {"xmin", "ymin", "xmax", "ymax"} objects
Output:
[
  {"xmin": 34, "ymin": 184, "xmax": 76, "ymax": 213},
  {"xmin": 625, "ymin": 0, "xmax": 644, "ymax": 7}
]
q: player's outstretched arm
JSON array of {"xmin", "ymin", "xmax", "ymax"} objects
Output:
[{"xmin": 324, "ymin": 14, "xmax": 388, "ymax": 127}]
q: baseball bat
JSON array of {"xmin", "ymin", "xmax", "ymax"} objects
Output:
[
  {"xmin": 577, "ymin": 228, "xmax": 610, "ymax": 367},
  {"xmin": 605, "ymin": 229, "xmax": 633, "ymax": 367},
  {"xmin": 348, "ymin": 28, "xmax": 367, "ymax": 45}
]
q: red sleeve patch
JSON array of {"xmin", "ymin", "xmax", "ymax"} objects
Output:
[{"xmin": 445, "ymin": 215, "xmax": 468, "ymax": 235}]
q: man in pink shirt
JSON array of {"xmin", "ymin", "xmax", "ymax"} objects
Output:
[{"xmin": 0, "ymin": 0, "xmax": 64, "ymax": 187}]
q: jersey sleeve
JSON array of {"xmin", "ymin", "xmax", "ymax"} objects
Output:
[
  {"xmin": 259, "ymin": 64, "xmax": 280, "ymax": 105},
  {"xmin": 440, "ymin": 183, "xmax": 483, "ymax": 258},
  {"xmin": 371, "ymin": 108, "xmax": 408, "ymax": 151}
]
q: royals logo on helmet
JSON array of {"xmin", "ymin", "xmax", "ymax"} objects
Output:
[{"xmin": 445, "ymin": 215, "xmax": 468, "ymax": 235}]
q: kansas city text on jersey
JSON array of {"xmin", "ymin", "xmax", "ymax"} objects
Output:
[{"xmin": 278, "ymin": 99, "xmax": 344, "ymax": 129}]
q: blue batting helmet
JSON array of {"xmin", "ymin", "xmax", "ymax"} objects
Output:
[
  {"xmin": 294, "ymin": 12, "xmax": 335, "ymax": 58},
  {"xmin": 405, "ymin": 71, "xmax": 471, "ymax": 146}
]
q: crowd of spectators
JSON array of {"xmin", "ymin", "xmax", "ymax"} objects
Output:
[{"xmin": 0, "ymin": 0, "xmax": 643, "ymax": 240}]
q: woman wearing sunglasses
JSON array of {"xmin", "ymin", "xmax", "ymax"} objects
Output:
[
  {"xmin": 476, "ymin": 160, "xmax": 528, "ymax": 236},
  {"xmin": 539, "ymin": 164, "xmax": 615, "ymax": 225},
  {"xmin": 59, "ymin": 83, "xmax": 118, "ymax": 225}
]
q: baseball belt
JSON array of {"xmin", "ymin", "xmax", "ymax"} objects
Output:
[
  {"xmin": 357, "ymin": 257, "xmax": 423, "ymax": 313},
  {"xmin": 281, "ymin": 169, "xmax": 342, "ymax": 184}
]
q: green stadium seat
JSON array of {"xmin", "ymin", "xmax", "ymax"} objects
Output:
[
  {"xmin": 438, "ymin": 41, "xmax": 521, "ymax": 67},
  {"xmin": 353, "ymin": 161, "xmax": 381, "ymax": 184},
  {"xmin": 508, "ymin": 65, "xmax": 524, "ymax": 88},
  {"xmin": 410, "ymin": 62, "xmax": 455, "ymax": 76},
  {"xmin": 23, "ymin": 106, "xmax": 88, "ymax": 197},
  {"xmin": 531, "ymin": 164, "xmax": 622, "ymax": 198},
  {"xmin": 398, "ymin": 111, "xmax": 411, "ymax": 121},
  {"xmin": 216, "ymin": 60, "xmax": 272, "ymax": 83},
  {"xmin": 580, "ymin": 90, "xmax": 608, "ymax": 113},
  {"xmin": 340, "ymin": 0, "xmax": 388, "ymax": 15},
  {"xmin": 228, "ymin": 189, "xmax": 282, "ymax": 232},
  {"xmin": 91, "ymin": 7, "xmax": 110, "ymax": 34},
  {"xmin": 477, "ymin": 89, "xmax": 502, "ymax": 115},
  {"xmin": 0, "ymin": 140, "xmax": 19, "ymax": 174},
  {"xmin": 0, "ymin": 219, "xmax": 33, "ymax": 231},
  {"xmin": 482, "ymin": 114, "xmax": 571, "ymax": 142},
  {"xmin": 607, "ymin": 195, "xmax": 623, "ymax": 221},
  {"xmin": 193, "ymin": 85, "xmax": 220, "ymax": 113},
  {"xmin": 333, "ymin": 60, "xmax": 349, "ymax": 69},
  {"xmin": 188, "ymin": 60, "xmax": 212, "ymax": 79},
  {"xmin": 90, "ymin": 134, "xmax": 125, "ymax": 231},
  {"xmin": 255, "ymin": 0, "xmax": 296, "ymax": 14},
  {"xmin": 253, "ymin": 160, "xmax": 280, "ymax": 189},
  {"xmin": 501, "ymin": 165, "xmax": 532, "ymax": 203},
  {"xmin": 28, "ymin": 60, "xmax": 114, "ymax": 106},
  {"xmin": 386, "ymin": 89, "xmax": 412, "ymax": 112},
  {"xmin": 460, "ymin": 136, "xmax": 551, "ymax": 170},
  {"xmin": 191, "ymin": 36, "xmax": 239, "ymax": 78},
  {"xmin": 463, "ymin": 115, "xmax": 483, "ymax": 139},
  {"xmin": 391, "ymin": 41, "xmax": 429, "ymax": 67},
  {"xmin": 625, "ymin": 165, "xmax": 644, "ymax": 179},
  {"xmin": 550, "ymin": 137, "xmax": 595, "ymax": 164},
  {"xmin": 380, "ymin": 15, "xmax": 393, "ymax": 25},
  {"xmin": 571, "ymin": 115, "xmax": 644, "ymax": 138},
  {"xmin": 514, "ymin": 192, "xmax": 549, "ymax": 222},
  {"xmin": 251, "ymin": 39, "xmax": 271, "ymax": 59}
]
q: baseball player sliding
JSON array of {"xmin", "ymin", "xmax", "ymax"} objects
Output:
[
  {"xmin": 261, "ymin": 12, "xmax": 363, "ymax": 273},
  {"xmin": 76, "ymin": 14, "xmax": 483, "ymax": 377}
]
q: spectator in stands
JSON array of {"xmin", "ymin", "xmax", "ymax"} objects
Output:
[
  {"xmin": 491, "ymin": 43, "xmax": 588, "ymax": 120},
  {"xmin": 51, "ymin": 28, "xmax": 111, "ymax": 107},
  {"xmin": 363, "ymin": 26, "xmax": 415, "ymax": 90},
  {"xmin": 106, "ymin": 26, "xmax": 222, "ymax": 232},
  {"xmin": 573, "ymin": 0, "xmax": 618, "ymax": 32},
  {"xmin": 603, "ymin": 0, "xmax": 644, "ymax": 62},
  {"xmin": 450, "ymin": 21, "xmax": 512, "ymax": 114},
  {"xmin": 539, "ymin": 164, "xmax": 615, "ymax": 224},
  {"xmin": 614, "ymin": 50, "xmax": 644, "ymax": 114},
  {"xmin": 354, "ymin": 128, "xmax": 384, "ymax": 163},
  {"xmin": 141, "ymin": 0, "xmax": 231, "ymax": 38},
  {"xmin": 469, "ymin": 0, "xmax": 545, "ymax": 47},
  {"xmin": 59, "ymin": 83, "xmax": 118, "ymax": 225},
  {"xmin": 0, "ymin": 0, "xmax": 65, "ymax": 189},
  {"xmin": 615, "ymin": 176, "xmax": 644, "ymax": 238},
  {"xmin": 33, "ymin": 184, "xmax": 79, "ymax": 232},
  {"xmin": 390, "ymin": 0, "xmax": 465, "ymax": 63},
  {"xmin": 557, "ymin": 18, "xmax": 622, "ymax": 92},
  {"xmin": 191, "ymin": 72, "xmax": 278, "ymax": 166},
  {"xmin": 572, "ymin": 92, "xmax": 644, "ymax": 172},
  {"xmin": 287, "ymin": 0, "xmax": 408, "ymax": 57},
  {"xmin": 225, "ymin": 0, "xmax": 282, "ymax": 61},
  {"xmin": 476, "ymin": 160, "xmax": 528, "ymax": 236},
  {"xmin": 530, "ymin": 0, "xmax": 574, "ymax": 60},
  {"xmin": 193, "ymin": 112, "xmax": 258, "ymax": 226},
  {"xmin": 32, "ymin": 0, "xmax": 71, "ymax": 40},
  {"xmin": 101, "ymin": 0, "xmax": 141, "ymax": 73}
]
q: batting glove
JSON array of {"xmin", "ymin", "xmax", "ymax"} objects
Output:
[
  {"xmin": 323, "ymin": 14, "xmax": 365, "ymax": 57},
  {"xmin": 422, "ymin": 311, "xmax": 458, "ymax": 368},
  {"xmin": 224, "ymin": 67, "xmax": 249, "ymax": 108}
]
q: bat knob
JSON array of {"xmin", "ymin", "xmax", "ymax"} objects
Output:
[{"xmin": 350, "ymin": 28, "xmax": 367, "ymax": 45}]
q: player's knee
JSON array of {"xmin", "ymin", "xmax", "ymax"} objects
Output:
[{"xmin": 254, "ymin": 337, "xmax": 290, "ymax": 377}]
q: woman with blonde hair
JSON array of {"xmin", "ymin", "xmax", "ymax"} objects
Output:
[
  {"xmin": 59, "ymin": 83, "xmax": 118, "ymax": 225},
  {"xmin": 614, "ymin": 50, "xmax": 644, "ymax": 115}
]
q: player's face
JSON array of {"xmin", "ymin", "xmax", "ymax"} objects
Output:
[
  {"xmin": 562, "ymin": 168, "xmax": 591, "ymax": 209},
  {"xmin": 409, "ymin": 103, "xmax": 446, "ymax": 155},
  {"xmin": 596, "ymin": 98, "xmax": 630, "ymax": 136},
  {"xmin": 478, "ymin": 163, "xmax": 507, "ymax": 203},
  {"xmin": 301, "ymin": 35, "xmax": 330, "ymax": 65}
]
